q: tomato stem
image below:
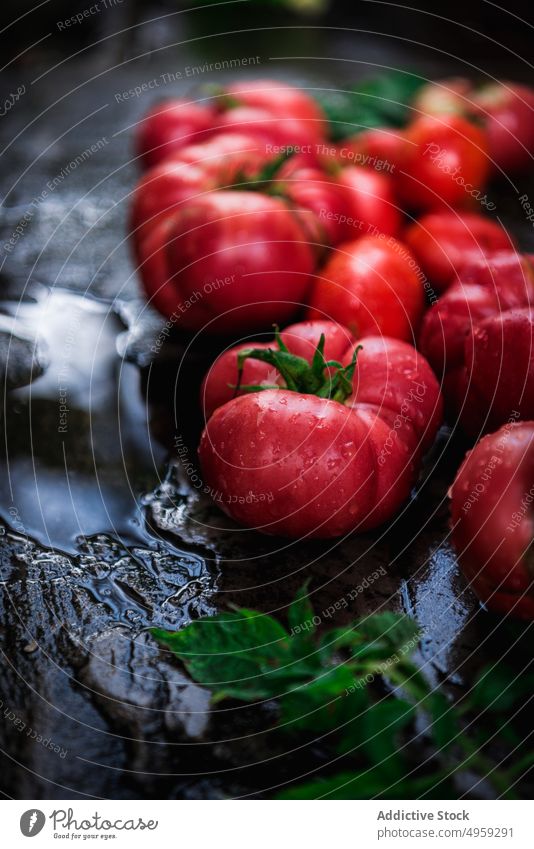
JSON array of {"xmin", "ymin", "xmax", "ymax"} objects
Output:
[
  {"xmin": 203, "ymin": 83, "xmax": 241, "ymax": 111},
  {"xmin": 235, "ymin": 328, "xmax": 362, "ymax": 404},
  {"xmin": 231, "ymin": 151, "xmax": 295, "ymax": 196}
]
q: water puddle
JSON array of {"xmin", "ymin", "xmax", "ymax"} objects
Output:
[{"xmin": 0, "ymin": 287, "xmax": 218, "ymax": 638}]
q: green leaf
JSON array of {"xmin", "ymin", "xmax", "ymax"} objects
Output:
[
  {"xmin": 155, "ymin": 590, "xmax": 533, "ymax": 801},
  {"xmin": 236, "ymin": 331, "xmax": 360, "ymax": 403},
  {"xmin": 154, "ymin": 609, "xmax": 295, "ymax": 701},
  {"xmin": 318, "ymin": 624, "xmax": 363, "ymax": 658},
  {"xmin": 277, "ymin": 769, "xmax": 392, "ymax": 800},
  {"xmin": 314, "ymin": 71, "xmax": 426, "ymax": 141},
  {"xmin": 279, "ymin": 666, "xmax": 367, "ymax": 734},
  {"xmin": 356, "ymin": 612, "xmax": 420, "ymax": 654},
  {"xmin": 277, "ymin": 764, "xmax": 458, "ymax": 800},
  {"xmin": 468, "ymin": 665, "xmax": 534, "ymax": 713},
  {"xmin": 359, "ymin": 699, "xmax": 414, "ymax": 779},
  {"xmin": 426, "ymin": 692, "xmax": 460, "ymax": 752},
  {"xmin": 287, "ymin": 581, "xmax": 315, "ymax": 635},
  {"xmin": 318, "ymin": 613, "xmax": 419, "ymax": 665}
]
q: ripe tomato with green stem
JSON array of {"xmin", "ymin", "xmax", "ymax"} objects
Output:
[
  {"xmin": 134, "ymin": 149, "xmax": 404, "ymax": 333},
  {"xmin": 130, "ymin": 132, "xmax": 278, "ymax": 248},
  {"xmin": 200, "ymin": 319, "xmax": 355, "ymax": 419},
  {"xmin": 199, "ymin": 320, "xmax": 442, "ymax": 538}
]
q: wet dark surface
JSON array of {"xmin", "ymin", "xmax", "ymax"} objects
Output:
[{"xmin": 0, "ymin": 0, "xmax": 533, "ymax": 799}]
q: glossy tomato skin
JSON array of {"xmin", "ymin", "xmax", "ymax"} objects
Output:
[
  {"xmin": 336, "ymin": 129, "xmax": 410, "ymax": 174},
  {"xmin": 215, "ymin": 107, "xmax": 320, "ymax": 162},
  {"xmin": 420, "ymin": 252, "xmax": 534, "ymax": 435},
  {"xmin": 336, "ymin": 167, "xmax": 401, "ymax": 240},
  {"xmin": 168, "ymin": 132, "xmax": 274, "ymax": 183},
  {"xmin": 130, "ymin": 132, "xmax": 276, "ymax": 249},
  {"xmin": 200, "ymin": 390, "xmax": 377, "ymax": 538},
  {"xmin": 420, "ymin": 251, "xmax": 534, "ymax": 373},
  {"xmin": 201, "ymin": 320, "xmax": 356, "ymax": 419},
  {"xmin": 199, "ymin": 324, "xmax": 442, "ymax": 538},
  {"xmin": 273, "ymin": 167, "xmax": 351, "ymax": 246},
  {"xmin": 413, "ymin": 79, "xmax": 534, "ymax": 176},
  {"xmin": 346, "ymin": 335, "xmax": 443, "ymax": 529},
  {"xmin": 140, "ymin": 190, "xmax": 315, "ymax": 334},
  {"xmin": 130, "ymin": 160, "xmax": 210, "ymax": 249},
  {"xmin": 306, "ymin": 235, "xmax": 424, "ymax": 342},
  {"xmin": 450, "ymin": 422, "xmax": 534, "ymax": 619},
  {"xmin": 272, "ymin": 165, "xmax": 401, "ymax": 248},
  {"xmin": 136, "ymin": 100, "xmax": 216, "ymax": 169},
  {"xmin": 473, "ymin": 82, "xmax": 534, "ymax": 175},
  {"xmin": 222, "ymin": 79, "xmax": 327, "ymax": 138},
  {"xmin": 136, "ymin": 216, "xmax": 180, "ymax": 320},
  {"xmin": 464, "ymin": 309, "xmax": 534, "ymax": 430},
  {"xmin": 397, "ymin": 115, "xmax": 489, "ymax": 211},
  {"xmin": 404, "ymin": 211, "xmax": 513, "ymax": 292}
]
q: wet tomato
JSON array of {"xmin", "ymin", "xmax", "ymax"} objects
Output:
[
  {"xmin": 404, "ymin": 211, "xmax": 513, "ymax": 292},
  {"xmin": 451, "ymin": 421, "xmax": 534, "ymax": 619},
  {"xmin": 136, "ymin": 99, "xmax": 216, "ymax": 169},
  {"xmin": 199, "ymin": 320, "xmax": 442, "ymax": 537},
  {"xmin": 306, "ymin": 235, "xmax": 424, "ymax": 341},
  {"xmin": 397, "ymin": 115, "xmax": 489, "ymax": 211},
  {"xmin": 420, "ymin": 251, "xmax": 534, "ymax": 436},
  {"xmin": 138, "ymin": 191, "xmax": 315, "ymax": 334}
]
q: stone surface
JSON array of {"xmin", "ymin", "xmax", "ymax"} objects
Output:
[
  {"xmin": 0, "ymin": 312, "xmax": 48, "ymax": 390},
  {"xmin": 0, "ymin": 2, "xmax": 533, "ymax": 799}
]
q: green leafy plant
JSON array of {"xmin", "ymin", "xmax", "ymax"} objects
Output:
[
  {"xmin": 315, "ymin": 70, "xmax": 426, "ymax": 140},
  {"xmin": 153, "ymin": 588, "xmax": 534, "ymax": 799}
]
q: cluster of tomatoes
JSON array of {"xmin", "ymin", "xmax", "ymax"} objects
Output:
[{"xmin": 130, "ymin": 77, "xmax": 534, "ymax": 619}]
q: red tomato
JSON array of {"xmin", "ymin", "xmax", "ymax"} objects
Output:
[
  {"xmin": 199, "ymin": 321, "xmax": 442, "ymax": 537},
  {"xmin": 130, "ymin": 159, "xmax": 211, "ymax": 249},
  {"xmin": 397, "ymin": 115, "xmax": 489, "ymax": 211},
  {"xmin": 135, "ymin": 216, "xmax": 178, "ymax": 319},
  {"xmin": 222, "ymin": 79, "xmax": 327, "ymax": 137},
  {"xmin": 336, "ymin": 167, "xmax": 401, "ymax": 240},
  {"xmin": 136, "ymin": 99, "xmax": 216, "ymax": 169},
  {"xmin": 272, "ymin": 164, "xmax": 400, "ymax": 248},
  {"xmin": 412, "ymin": 78, "xmax": 534, "ymax": 176},
  {"xmin": 420, "ymin": 251, "xmax": 534, "ymax": 435},
  {"xmin": 139, "ymin": 191, "xmax": 315, "ymax": 334},
  {"xmin": 404, "ymin": 211, "xmax": 513, "ymax": 292},
  {"xmin": 130, "ymin": 132, "xmax": 276, "ymax": 249},
  {"xmin": 169, "ymin": 132, "xmax": 273, "ymax": 182},
  {"xmin": 473, "ymin": 82, "xmax": 534, "ymax": 175},
  {"xmin": 450, "ymin": 421, "xmax": 534, "ymax": 619},
  {"xmin": 271, "ymin": 166, "xmax": 350, "ymax": 246},
  {"xmin": 306, "ymin": 235, "xmax": 425, "ymax": 342},
  {"xmin": 201, "ymin": 319, "xmax": 354, "ymax": 419},
  {"xmin": 215, "ymin": 106, "xmax": 321, "ymax": 160},
  {"xmin": 336, "ymin": 128, "xmax": 409, "ymax": 174}
]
